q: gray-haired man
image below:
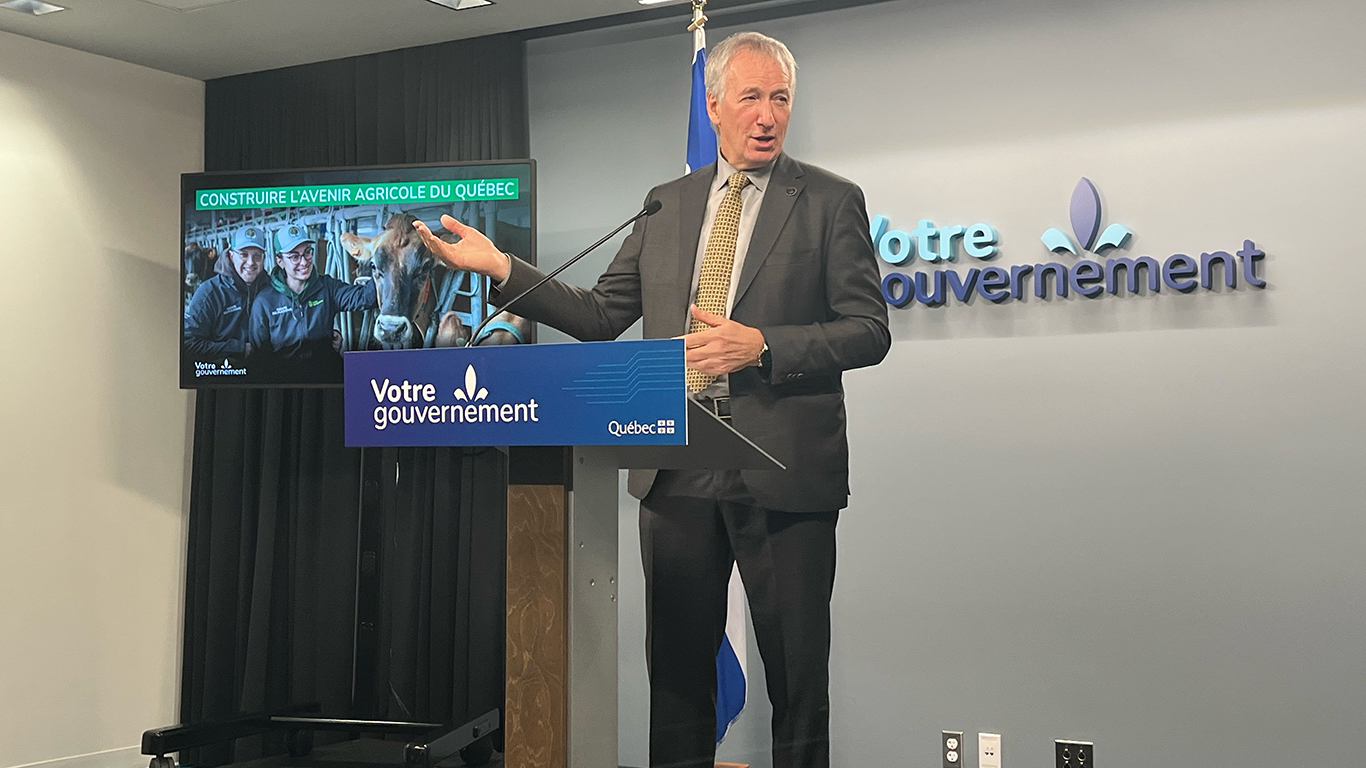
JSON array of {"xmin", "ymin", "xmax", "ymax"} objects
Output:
[{"xmin": 415, "ymin": 32, "xmax": 889, "ymax": 768}]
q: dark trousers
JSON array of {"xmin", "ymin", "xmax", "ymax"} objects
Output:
[{"xmin": 640, "ymin": 471, "xmax": 838, "ymax": 768}]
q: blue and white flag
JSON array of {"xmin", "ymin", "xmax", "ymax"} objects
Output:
[
  {"xmin": 715, "ymin": 570, "xmax": 747, "ymax": 745},
  {"xmin": 686, "ymin": 23, "xmax": 718, "ymax": 175},
  {"xmin": 685, "ymin": 20, "xmax": 747, "ymax": 746}
]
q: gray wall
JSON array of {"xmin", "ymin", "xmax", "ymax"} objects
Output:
[
  {"xmin": 0, "ymin": 30, "xmax": 203, "ymax": 768},
  {"xmin": 528, "ymin": 1, "xmax": 1366, "ymax": 766}
]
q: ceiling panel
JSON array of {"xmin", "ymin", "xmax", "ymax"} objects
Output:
[
  {"xmin": 0, "ymin": 0, "xmax": 696, "ymax": 79},
  {"xmin": 133, "ymin": 0, "xmax": 243, "ymax": 11}
]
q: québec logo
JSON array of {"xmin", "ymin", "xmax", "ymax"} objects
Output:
[
  {"xmin": 876, "ymin": 177, "xmax": 1266, "ymax": 308},
  {"xmin": 1041, "ymin": 177, "xmax": 1133, "ymax": 255},
  {"xmin": 608, "ymin": 418, "xmax": 677, "ymax": 438}
]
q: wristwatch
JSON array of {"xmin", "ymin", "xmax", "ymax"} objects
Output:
[{"xmin": 756, "ymin": 341, "xmax": 771, "ymax": 372}]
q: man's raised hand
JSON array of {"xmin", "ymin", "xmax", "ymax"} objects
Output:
[{"xmin": 412, "ymin": 215, "xmax": 512, "ymax": 282}]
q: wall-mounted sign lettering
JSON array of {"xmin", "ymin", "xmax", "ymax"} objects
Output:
[{"xmin": 876, "ymin": 177, "xmax": 1266, "ymax": 307}]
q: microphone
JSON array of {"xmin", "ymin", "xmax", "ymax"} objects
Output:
[{"xmin": 465, "ymin": 199, "xmax": 664, "ymax": 347}]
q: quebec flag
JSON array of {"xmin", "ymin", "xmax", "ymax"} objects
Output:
[
  {"xmin": 686, "ymin": 24, "xmax": 718, "ymax": 175},
  {"xmin": 685, "ymin": 22, "xmax": 746, "ymax": 746}
]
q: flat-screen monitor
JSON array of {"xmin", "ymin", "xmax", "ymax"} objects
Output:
[{"xmin": 180, "ymin": 160, "xmax": 535, "ymax": 388}]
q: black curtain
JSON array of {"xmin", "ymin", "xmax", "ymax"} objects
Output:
[
  {"xmin": 183, "ymin": 34, "xmax": 526, "ymax": 765},
  {"xmin": 204, "ymin": 35, "xmax": 528, "ymax": 170}
]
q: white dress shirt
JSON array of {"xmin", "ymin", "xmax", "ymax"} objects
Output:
[{"xmin": 687, "ymin": 154, "xmax": 772, "ymax": 399}]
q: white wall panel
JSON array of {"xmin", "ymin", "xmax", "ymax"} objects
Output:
[{"xmin": 0, "ymin": 30, "xmax": 202, "ymax": 768}]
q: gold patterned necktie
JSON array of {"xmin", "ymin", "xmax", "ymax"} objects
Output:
[{"xmin": 687, "ymin": 171, "xmax": 751, "ymax": 393}]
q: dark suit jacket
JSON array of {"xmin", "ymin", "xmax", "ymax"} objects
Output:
[{"xmin": 494, "ymin": 153, "xmax": 890, "ymax": 512}]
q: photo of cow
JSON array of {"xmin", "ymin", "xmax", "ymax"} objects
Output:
[{"xmin": 180, "ymin": 162, "xmax": 534, "ymax": 388}]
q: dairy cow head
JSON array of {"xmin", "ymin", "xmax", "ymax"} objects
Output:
[
  {"xmin": 184, "ymin": 242, "xmax": 218, "ymax": 293},
  {"xmin": 341, "ymin": 214, "xmax": 440, "ymax": 349}
]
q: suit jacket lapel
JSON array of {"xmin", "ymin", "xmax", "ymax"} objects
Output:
[
  {"xmin": 733, "ymin": 153, "xmax": 804, "ymax": 309},
  {"xmin": 675, "ymin": 163, "xmax": 713, "ymax": 317}
]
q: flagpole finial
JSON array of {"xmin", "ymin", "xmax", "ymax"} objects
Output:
[{"xmin": 688, "ymin": 0, "xmax": 708, "ymax": 31}]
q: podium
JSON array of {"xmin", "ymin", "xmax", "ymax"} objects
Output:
[{"xmin": 344, "ymin": 339, "xmax": 783, "ymax": 768}]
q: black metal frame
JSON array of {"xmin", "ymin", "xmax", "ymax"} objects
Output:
[{"xmin": 141, "ymin": 706, "xmax": 499, "ymax": 768}]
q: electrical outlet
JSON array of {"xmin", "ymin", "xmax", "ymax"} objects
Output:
[
  {"xmin": 942, "ymin": 730, "xmax": 964, "ymax": 768},
  {"xmin": 1055, "ymin": 739, "xmax": 1093, "ymax": 768},
  {"xmin": 979, "ymin": 732, "xmax": 1001, "ymax": 768}
]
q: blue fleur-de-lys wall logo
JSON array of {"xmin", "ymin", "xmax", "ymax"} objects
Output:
[{"xmin": 1041, "ymin": 178, "xmax": 1133, "ymax": 255}]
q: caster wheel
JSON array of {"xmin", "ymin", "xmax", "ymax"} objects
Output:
[
  {"xmin": 458, "ymin": 735, "xmax": 493, "ymax": 766},
  {"xmin": 286, "ymin": 730, "xmax": 314, "ymax": 758},
  {"xmin": 149, "ymin": 757, "xmax": 175, "ymax": 768}
]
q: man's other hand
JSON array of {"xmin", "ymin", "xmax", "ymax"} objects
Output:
[
  {"xmin": 413, "ymin": 215, "xmax": 512, "ymax": 282},
  {"xmin": 683, "ymin": 305, "xmax": 765, "ymax": 375}
]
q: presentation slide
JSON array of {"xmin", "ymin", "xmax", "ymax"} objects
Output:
[{"xmin": 180, "ymin": 161, "xmax": 534, "ymax": 388}]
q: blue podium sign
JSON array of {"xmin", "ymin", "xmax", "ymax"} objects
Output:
[{"xmin": 344, "ymin": 339, "xmax": 689, "ymax": 447}]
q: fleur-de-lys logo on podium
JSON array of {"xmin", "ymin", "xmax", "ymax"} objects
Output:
[
  {"xmin": 1041, "ymin": 177, "xmax": 1133, "ymax": 255},
  {"xmin": 452, "ymin": 365, "xmax": 488, "ymax": 402}
]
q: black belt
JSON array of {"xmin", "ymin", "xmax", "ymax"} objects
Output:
[{"xmin": 694, "ymin": 396, "xmax": 732, "ymax": 421}]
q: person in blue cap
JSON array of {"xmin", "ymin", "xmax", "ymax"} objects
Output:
[
  {"xmin": 248, "ymin": 221, "xmax": 377, "ymax": 381},
  {"xmin": 183, "ymin": 224, "xmax": 268, "ymax": 360}
]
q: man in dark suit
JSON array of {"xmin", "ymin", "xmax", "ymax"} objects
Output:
[{"xmin": 414, "ymin": 31, "xmax": 889, "ymax": 768}]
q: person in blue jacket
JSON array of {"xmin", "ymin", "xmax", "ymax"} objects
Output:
[
  {"xmin": 183, "ymin": 225, "xmax": 268, "ymax": 360},
  {"xmin": 248, "ymin": 222, "xmax": 377, "ymax": 382}
]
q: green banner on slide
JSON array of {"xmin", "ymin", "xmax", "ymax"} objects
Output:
[{"xmin": 195, "ymin": 179, "xmax": 519, "ymax": 210}]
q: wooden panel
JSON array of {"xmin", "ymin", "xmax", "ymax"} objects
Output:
[{"xmin": 505, "ymin": 483, "xmax": 567, "ymax": 768}]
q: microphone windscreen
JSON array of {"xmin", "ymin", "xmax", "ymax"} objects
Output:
[{"xmin": 643, "ymin": 199, "xmax": 663, "ymax": 216}]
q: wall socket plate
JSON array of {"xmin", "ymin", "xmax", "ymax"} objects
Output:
[
  {"xmin": 979, "ymin": 732, "xmax": 1002, "ymax": 768},
  {"xmin": 942, "ymin": 730, "xmax": 964, "ymax": 768},
  {"xmin": 1055, "ymin": 739, "xmax": 1093, "ymax": 768}
]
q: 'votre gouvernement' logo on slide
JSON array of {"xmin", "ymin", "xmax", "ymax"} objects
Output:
[{"xmin": 194, "ymin": 358, "xmax": 247, "ymax": 377}]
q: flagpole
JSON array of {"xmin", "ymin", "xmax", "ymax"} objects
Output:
[
  {"xmin": 689, "ymin": 0, "xmax": 708, "ymax": 62},
  {"xmin": 688, "ymin": 0, "xmax": 708, "ymax": 34}
]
